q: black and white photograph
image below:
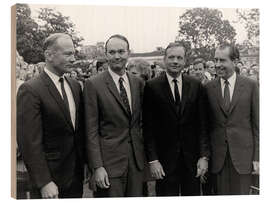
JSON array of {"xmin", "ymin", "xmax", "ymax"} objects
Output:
[{"xmin": 8, "ymin": 0, "xmax": 263, "ymax": 200}]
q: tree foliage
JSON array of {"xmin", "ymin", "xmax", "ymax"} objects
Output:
[
  {"xmin": 16, "ymin": 4, "xmax": 84, "ymax": 64},
  {"xmin": 176, "ymin": 8, "xmax": 237, "ymax": 61},
  {"xmin": 236, "ymin": 8, "xmax": 259, "ymax": 47}
]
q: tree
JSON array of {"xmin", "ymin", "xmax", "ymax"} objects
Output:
[
  {"xmin": 176, "ymin": 8, "xmax": 237, "ymax": 61},
  {"xmin": 16, "ymin": 4, "xmax": 44, "ymax": 63},
  {"xmin": 37, "ymin": 8, "xmax": 84, "ymax": 49},
  {"xmin": 236, "ymin": 8, "xmax": 259, "ymax": 47},
  {"xmin": 16, "ymin": 4, "xmax": 84, "ymax": 63}
]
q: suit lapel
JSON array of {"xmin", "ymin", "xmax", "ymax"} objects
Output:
[
  {"xmin": 180, "ymin": 75, "xmax": 191, "ymax": 116},
  {"xmin": 41, "ymin": 72, "xmax": 74, "ymax": 131},
  {"xmin": 127, "ymin": 73, "xmax": 137, "ymax": 118},
  {"xmin": 104, "ymin": 71, "xmax": 131, "ymax": 118},
  {"xmin": 161, "ymin": 73, "xmax": 179, "ymax": 117},
  {"xmin": 228, "ymin": 75, "xmax": 244, "ymax": 114}
]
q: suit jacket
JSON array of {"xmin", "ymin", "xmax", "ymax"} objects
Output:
[
  {"xmin": 17, "ymin": 71, "xmax": 85, "ymax": 190},
  {"xmin": 84, "ymin": 70, "xmax": 145, "ymax": 178},
  {"xmin": 204, "ymin": 75, "xmax": 259, "ymax": 174},
  {"xmin": 143, "ymin": 73, "xmax": 209, "ymax": 175}
]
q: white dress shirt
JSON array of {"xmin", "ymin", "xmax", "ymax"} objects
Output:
[
  {"xmin": 44, "ymin": 68, "xmax": 76, "ymax": 128},
  {"xmin": 166, "ymin": 72, "xmax": 182, "ymax": 101},
  {"xmin": 220, "ymin": 72, "xmax": 236, "ymax": 101},
  {"xmin": 108, "ymin": 67, "xmax": 132, "ymax": 113}
]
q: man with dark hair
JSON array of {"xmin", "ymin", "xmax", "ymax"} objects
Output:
[
  {"xmin": 84, "ymin": 34, "xmax": 145, "ymax": 197},
  {"xmin": 193, "ymin": 58, "xmax": 209, "ymax": 85},
  {"xmin": 204, "ymin": 44, "xmax": 259, "ymax": 195},
  {"xmin": 143, "ymin": 42, "xmax": 209, "ymax": 196},
  {"xmin": 17, "ymin": 33, "xmax": 85, "ymax": 198}
]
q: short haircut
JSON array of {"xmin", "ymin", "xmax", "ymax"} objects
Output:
[
  {"xmin": 43, "ymin": 33, "xmax": 71, "ymax": 51},
  {"xmin": 193, "ymin": 58, "xmax": 206, "ymax": 69},
  {"xmin": 105, "ymin": 34, "xmax": 130, "ymax": 53},
  {"xmin": 165, "ymin": 42, "xmax": 187, "ymax": 57},
  {"xmin": 206, "ymin": 60, "xmax": 215, "ymax": 68},
  {"xmin": 216, "ymin": 43, "xmax": 240, "ymax": 61}
]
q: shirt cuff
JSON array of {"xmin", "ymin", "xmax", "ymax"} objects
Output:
[{"xmin": 149, "ymin": 160, "xmax": 159, "ymax": 164}]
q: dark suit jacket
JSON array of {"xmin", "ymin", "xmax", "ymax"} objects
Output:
[
  {"xmin": 84, "ymin": 70, "xmax": 145, "ymax": 178},
  {"xmin": 143, "ymin": 73, "xmax": 209, "ymax": 175},
  {"xmin": 204, "ymin": 75, "xmax": 259, "ymax": 174},
  {"xmin": 17, "ymin": 71, "xmax": 85, "ymax": 190}
]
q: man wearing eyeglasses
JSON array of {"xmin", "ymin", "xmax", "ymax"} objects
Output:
[{"xmin": 84, "ymin": 34, "xmax": 145, "ymax": 197}]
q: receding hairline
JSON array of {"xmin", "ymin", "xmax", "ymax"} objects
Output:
[
  {"xmin": 43, "ymin": 33, "xmax": 72, "ymax": 51},
  {"xmin": 105, "ymin": 34, "xmax": 130, "ymax": 52}
]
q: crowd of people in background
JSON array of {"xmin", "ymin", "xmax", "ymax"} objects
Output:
[{"xmin": 16, "ymin": 51, "xmax": 259, "ymax": 93}]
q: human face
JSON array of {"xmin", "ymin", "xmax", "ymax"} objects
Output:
[
  {"xmin": 130, "ymin": 66, "xmax": 141, "ymax": 78},
  {"xmin": 193, "ymin": 63, "xmax": 205, "ymax": 79},
  {"xmin": 207, "ymin": 61, "xmax": 216, "ymax": 75},
  {"xmin": 214, "ymin": 47, "xmax": 235, "ymax": 80},
  {"xmin": 106, "ymin": 37, "xmax": 130, "ymax": 75},
  {"xmin": 47, "ymin": 36, "xmax": 75, "ymax": 76},
  {"xmin": 70, "ymin": 70, "xmax": 77, "ymax": 79},
  {"xmin": 164, "ymin": 46, "xmax": 185, "ymax": 78}
]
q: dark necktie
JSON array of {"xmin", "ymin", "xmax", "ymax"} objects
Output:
[
  {"xmin": 119, "ymin": 77, "xmax": 131, "ymax": 116},
  {"xmin": 223, "ymin": 79, "xmax": 230, "ymax": 112},
  {"xmin": 173, "ymin": 79, "xmax": 181, "ymax": 113},
  {"xmin": 59, "ymin": 77, "xmax": 71, "ymax": 117}
]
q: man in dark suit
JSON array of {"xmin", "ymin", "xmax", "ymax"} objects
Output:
[
  {"xmin": 17, "ymin": 33, "xmax": 85, "ymax": 198},
  {"xmin": 84, "ymin": 34, "xmax": 145, "ymax": 197},
  {"xmin": 143, "ymin": 42, "xmax": 210, "ymax": 196},
  {"xmin": 204, "ymin": 44, "xmax": 259, "ymax": 195}
]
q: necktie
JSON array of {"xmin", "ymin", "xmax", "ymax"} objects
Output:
[
  {"xmin": 59, "ymin": 77, "xmax": 71, "ymax": 117},
  {"xmin": 223, "ymin": 80, "xmax": 230, "ymax": 112},
  {"xmin": 119, "ymin": 77, "xmax": 131, "ymax": 116},
  {"xmin": 173, "ymin": 79, "xmax": 181, "ymax": 113}
]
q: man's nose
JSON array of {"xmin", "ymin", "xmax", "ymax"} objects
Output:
[
  {"xmin": 114, "ymin": 52, "xmax": 121, "ymax": 59},
  {"xmin": 215, "ymin": 60, "xmax": 221, "ymax": 67}
]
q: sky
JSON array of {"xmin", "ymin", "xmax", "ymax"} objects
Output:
[{"xmin": 28, "ymin": 4, "xmax": 248, "ymax": 53}]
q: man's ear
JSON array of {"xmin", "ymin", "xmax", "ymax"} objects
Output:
[{"xmin": 44, "ymin": 49, "xmax": 53, "ymax": 61}]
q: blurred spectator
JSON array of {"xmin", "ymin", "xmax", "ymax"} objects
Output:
[
  {"xmin": 236, "ymin": 61, "xmax": 244, "ymax": 71},
  {"xmin": 127, "ymin": 59, "xmax": 151, "ymax": 81},
  {"xmin": 188, "ymin": 65, "xmax": 196, "ymax": 77},
  {"xmin": 96, "ymin": 59, "xmax": 108, "ymax": 74},
  {"xmin": 240, "ymin": 66, "xmax": 249, "ymax": 77},
  {"xmin": 150, "ymin": 64, "xmax": 156, "ymax": 78},
  {"xmin": 155, "ymin": 65, "xmax": 164, "ymax": 77},
  {"xmin": 205, "ymin": 60, "xmax": 217, "ymax": 80},
  {"xmin": 70, "ymin": 69, "xmax": 78, "ymax": 80},
  {"xmin": 193, "ymin": 58, "xmax": 209, "ymax": 84},
  {"xmin": 248, "ymin": 68, "xmax": 259, "ymax": 82}
]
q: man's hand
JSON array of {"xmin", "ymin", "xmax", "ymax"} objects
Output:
[
  {"xmin": 40, "ymin": 181, "xmax": 59, "ymax": 198},
  {"xmin": 196, "ymin": 157, "xmax": 208, "ymax": 183},
  {"xmin": 252, "ymin": 161, "xmax": 259, "ymax": 175},
  {"xmin": 149, "ymin": 161, "xmax": 165, "ymax": 180},
  {"xmin": 94, "ymin": 167, "xmax": 110, "ymax": 189}
]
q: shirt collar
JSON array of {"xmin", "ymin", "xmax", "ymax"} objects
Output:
[
  {"xmin": 108, "ymin": 67, "xmax": 128, "ymax": 84},
  {"xmin": 44, "ymin": 67, "xmax": 63, "ymax": 84},
  {"xmin": 221, "ymin": 71, "xmax": 236, "ymax": 86},
  {"xmin": 166, "ymin": 72, "xmax": 182, "ymax": 84}
]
